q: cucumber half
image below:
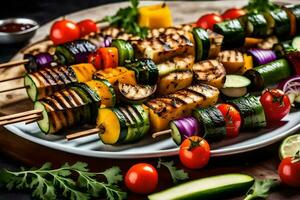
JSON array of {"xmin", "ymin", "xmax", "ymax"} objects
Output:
[
  {"xmin": 292, "ymin": 36, "xmax": 300, "ymax": 51},
  {"xmin": 148, "ymin": 173, "xmax": 254, "ymax": 200},
  {"xmin": 24, "ymin": 74, "xmax": 39, "ymax": 101},
  {"xmin": 34, "ymin": 101, "xmax": 54, "ymax": 135},
  {"xmin": 221, "ymin": 75, "xmax": 251, "ymax": 98}
]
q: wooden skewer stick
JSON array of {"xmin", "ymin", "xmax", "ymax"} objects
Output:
[
  {"xmin": 66, "ymin": 128, "xmax": 101, "ymax": 141},
  {"xmin": 0, "ymin": 75, "xmax": 24, "ymax": 83},
  {"xmin": 25, "ymin": 117, "xmax": 42, "ymax": 125},
  {"xmin": 0, "ymin": 110, "xmax": 42, "ymax": 122},
  {"xmin": 0, "ymin": 85, "xmax": 28, "ymax": 93},
  {"xmin": 152, "ymin": 129, "xmax": 172, "ymax": 138},
  {"xmin": 0, "ymin": 59, "xmax": 29, "ymax": 69},
  {"xmin": 0, "ymin": 114, "xmax": 41, "ymax": 126}
]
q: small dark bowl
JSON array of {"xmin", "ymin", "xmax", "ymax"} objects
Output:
[{"xmin": 0, "ymin": 18, "xmax": 39, "ymax": 44}]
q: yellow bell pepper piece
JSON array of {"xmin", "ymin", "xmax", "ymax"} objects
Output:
[
  {"xmin": 237, "ymin": 54, "xmax": 253, "ymax": 75},
  {"xmin": 138, "ymin": 4, "xmax": 173, "ymax": 28}
]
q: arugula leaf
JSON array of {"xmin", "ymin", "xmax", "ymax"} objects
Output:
[
  {"xmin": 101, "ymin": 0, "xmax": 148, "ymax": 38},
  {"xmin": 0, "ymin": 162, "xmax": 126, "ymax": 200},
  {"xmin": 244, "ymin": 179, "xmax": 279, "ymax": 200},
  {"xmin": 157, "ymin": 159, "xmax": 189, "ymax": 184}
]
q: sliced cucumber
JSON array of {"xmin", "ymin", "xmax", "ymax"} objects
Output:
[
  {"xmin": 118, "ymin": 107, "xmax": 138, "ymax": 143},
  {"xmin": 228, "ymin": 95, "xmax": 266, "ymax": 130},
  {"xmin": 24, "ymin": 74, "xmax": 39, "ymax": 101},
  {"xmin": 132, "ymin": 105, "xmax": 150, "ymax": 138},
  {"xmin": 111, "ymin": 39, "xmax": 134, "ymax": 66},
  {"xmin": 34, "ymin": 101, "xmax": 53, "ymax": 134},
  {"xmin": 292, "ymin": 36, "xmax": 300, "ymax": 51},
  {"xmin": 169, "ymin": 121, "xmax": 182, "ymax": 145},
  {"xmin": 148, "ymin": 173, "xmax": 254, "ymax": 200},
  {"xmin": 221, "ymin": 75, "xmax": 251, "ymax": 98}
]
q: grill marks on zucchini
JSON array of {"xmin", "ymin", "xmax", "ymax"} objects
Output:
[
  {"xmin": 119, "ymin": 83, "xmax": 156, "ymax": 104},
  {"xmin": 192, "ymin": 59, "xmax": 226, "ymax": 89},
  {"xmin": 157, "ymin": 55, "xmax": 195, "ymax": 76},
  {"xmin": 146, "ymin": 83, "xmax": 219, "ymax": 132},
  {"xmin": 96, "ymin": 105, "xmax": 150, "ymax": 144}
]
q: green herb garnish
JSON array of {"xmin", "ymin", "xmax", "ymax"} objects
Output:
[
  {"xmin": 244, "ymin": 179, "xmax": 279, "ymax": 200},
  {"xmin": 0, "ymin": 162, "xmax": 126, "ymax": 200},
  {"xmin": 101, "ymin": 0, "xmax": 148, "ymax": 38},
  {"xmin": 245, "ymin": 0, "xmax": 278, "ymax": 13},
  {"xmin": 157, "ymin": 159, "xmax": 189, "ymax": 184}
]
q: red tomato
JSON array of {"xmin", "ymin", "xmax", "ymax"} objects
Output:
[
  {"xmin": 50, "ymin": 19, "xmax": 80, "ymax": 45},
  {"xmin": 260, "ymin": 89, "xmax": 291, "ymax": 122},
  {"xmin": 196, "ymin": 13, "xmax": 223, "ymax": 30},
  {"xmin": 88, "ymin": 52, "xmax": 102, "ymax": 70},
  {"xmin": 222, "ymin": 8, "xmax": 246, "ymax": 20},
  {"xmin": 217, "ymin": 104, "xmax": 241, "ymax": 138},
  {"xmin": 77, "ymin": 19, "xmax": 98, "ymax": 37},
  {"xmin": 179, "ymin": 136, "xmax": 210, "ymax": 169},
  {"xmin": 125, "ymin": 163, "xmax": 158, "ymax": 194},
  {"xmin": 278, "ymin": 156, "xmax": 300, "ymax": 187}
]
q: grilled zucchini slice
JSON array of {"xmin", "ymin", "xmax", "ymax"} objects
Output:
[{"xmin": 118, "ymin": 83, "xmax": 156, "ymax": 104}]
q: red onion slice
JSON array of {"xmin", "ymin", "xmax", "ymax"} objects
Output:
[{"xmin": 248, "ymin": 49, "xmax": 277, "ymax": 65}]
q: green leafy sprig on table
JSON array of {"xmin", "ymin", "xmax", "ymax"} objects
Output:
[
  {"xmin": 0, "ymin": 162, "xmax": 126, "ymax": 200},
  {"xmin": 245, "ymin": 0, "xmax": 278, "ymax": 13},
  {"xmin": 244, "ymin": 179, "xmax": 279, "ymax": 200},
  {"xmin": 101, "ymin": 0, "xmax": 148, "ymax": 38},
  {"xmin": 157, "ymin": 159, "xmax": 189, "ymax": 184}
]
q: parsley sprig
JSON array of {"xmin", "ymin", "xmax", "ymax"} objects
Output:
[
  {"xmin": 0, "ymin": 162, "xmax": 126, "ymax": 200},
  {"xmin": 244, "ymin": 179, "xmax": 279, "ymax": 200},
  {"xmin": 245, "ymin": 0, "xmax": 278, "ymax": 13},
  {"xmin": 157, "ymin": 159, "xmax": 189, "ymax": 184},
  {"xmin": 101, "ymin": 0, "xmax": 148, "ymax": 38}
]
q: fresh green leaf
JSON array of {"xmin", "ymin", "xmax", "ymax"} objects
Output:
[
  {"xmin": 245, "ymin": 0, "xmax": 278, "ymax": 13},
  {"xmin": 0, "ymin": 162, "xmax": 126, "ymax": 200},
  {"xmin": 99, "ymin": 166, "xmax": 123, "ymax": 185},
  {"xmin": 101, "ymin": 0, "xmax": 149, "ymax": 38},
  {"xmin": 157, "ymin": 159, "xmax": 189, "ymax": 183},
  {"xmin": 244, "ymin": 179, "xmax": 279, "ymax": 200}
]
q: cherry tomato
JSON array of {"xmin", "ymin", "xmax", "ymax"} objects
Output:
[
  {"xmin": 196, "ymin": 13, "xmax": 223, "ymax": 30},
  {"xmin": 77, "ymin": 19, "xmax": 98, "ymax": 37},
  {"xmin": 179, "ymin": 136, "xmax": 210, "ymax": 169},
  {"xmin": 222, "ymin": 8, "xmax": 246, "ymax": 20},
  {"xmin": 50, "ymin": 19, "xmax": 80, "ymax": 45},
  {"xmin": 98, "ymin": 47, "xmax": 119, "ymax": 69},
  {"xmin": 88, "ymin": 52, "xmax": 102, "ymax": 70},
  {"xmin": 260, "ymin": 89, "xmax": 291, "ymax": 122},
  {"xmin": 217, "ymin": 104, "xmax": 241, "ymax": 138},
  {"xmin": 125, "ymin": 163, "xmax": 158, "ymax": 194},
  {"xmin": 278, "ymin": 156, "xmax": 300, "ymax": 187}
]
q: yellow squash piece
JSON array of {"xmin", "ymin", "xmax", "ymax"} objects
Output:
[
  {"xmin": 237, "ymin": 54, "xmax": 254, "ymax": 75},
  {"xmin": 85, "ymin": 79, "xmax": 116, "ymax": 107},
  {"xmin": 97, "ymin": 108, "xmax": 121, "ymax": 144},
  {"xmin": 145, "ymin": 84, "xmax": 219, "ymax": 132},
  {"xmin": 94, "ymin": 67, "xmax": 137, "ymax": 88},
  {"xmin": 138, "ymin": 4, "xmax": 173, "ymax": 28},
  {"xmin": 157, "ymin": 71, "xmax": 193, "ymax": 95},
  {"xmin": 71, "ymin": 63, "xmax": 96, "ymax": 82}
]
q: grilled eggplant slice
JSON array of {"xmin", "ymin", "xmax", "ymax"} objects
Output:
[
  {"xmin": 217, "ymin": 50, "xmax": 245, "ymax": 74},
  {"xmin": 157, "ymin": 71, "xmax": 193, "ymax": 95},
  {"xmin": 119, "ymin": 83, "xmax": 157, "ymax": 104},
  {"xmin": 192, "ymin": 60, "xmax": 226, "ymax": 89},
  {"xmin": 157, "ymin": 55, "xmax": 195, "ymax": 76},
  {"xmin": 131, "ymin": 32, "xmax": 194, "ymax": 63},
  {"xmin": 55, "ymin": 39, "xmax": 97, "ymax": 65}
]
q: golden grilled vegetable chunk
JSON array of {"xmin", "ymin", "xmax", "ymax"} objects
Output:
[
  {"xmin": 158, "ymin": 71, "xmax": 193, "ymax": 95},
  {"xmin": 145, "ymin": 84, "xmax": 219, "ymax": 132},
  {"xmin": 217, "ymin": 50, "xmax": 245, "ymax": 74},
  {"xmin": 131, "ymin": 32, "xmax": 195, "ymax": 63},
  {"xmin": 207, "ymin": 30, "xmax": 224, "ymax": 59},
  {"xmin": 192, "ymin": 60, "xmax": 226, "ymax": 89}
]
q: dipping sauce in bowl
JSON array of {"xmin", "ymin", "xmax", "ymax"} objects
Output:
[
  {"xmin": 0, "ymin": 18, "xmax": 39, "ymax": 44},
  {"xmin": 0, "ymin": 23, "xmax": 35, "ymax": 33}
]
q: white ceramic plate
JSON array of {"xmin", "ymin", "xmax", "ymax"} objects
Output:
[{"xmin": 4, "ymin": 0, "xmax": 300, "ymax": 159}]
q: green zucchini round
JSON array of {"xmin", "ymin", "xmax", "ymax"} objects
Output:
[
  {"xmin": 111, "ymin": 39, "xmax": 134, "ymax": 66},
  {"xmin": 192, "ymin": 28, "xmax": 210, "ymax": 62}
]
